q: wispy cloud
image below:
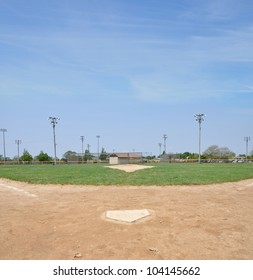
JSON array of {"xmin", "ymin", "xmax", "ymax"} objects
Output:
[{"xmin": 1, "ymin": 0, "xmax": 253, "ymax": 105}]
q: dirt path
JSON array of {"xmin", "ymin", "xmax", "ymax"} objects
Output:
[{"xmin": 0, "ymin": 178, "xmax": 253, "ymax": 260}]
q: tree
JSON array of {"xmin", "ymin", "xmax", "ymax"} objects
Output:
[
  {"xmin": 35, "ymin": 151, "xmax": 52, "ymax": 162},
  {"xmin": 145, "ymin": 155, "xmax": 156, "ymax": 160},
  {"xmin": 99, "ymin": 147, "xmax": 108, "ymax": 161},
  {"xmin": 84, "ymin": 149, "xmax": 93, "ymax": 161},
  {"xmin": 203, "ymin": 145, "xmax": 220, "ymax": 158},
  {"xmin": 180, "ymin": 152, "xmax": 199, "ymax": 160},
  {"xmin": 249, "ymin": 150, "xmax": 253, "ymax": 159},
  {"xmin": 203, "ymin": 145, "xmax": 235, "ymax": 159},
  {"xmin": 63, "ymin": 151, "xmax": 78, "ymax": 162},
  {"xmin": 20, "ymin": 149, "xmax": 33, "ymax": 162},
  {"xmin": 219, "ymin": 147, "xmax": 236, "ymax": 159}
]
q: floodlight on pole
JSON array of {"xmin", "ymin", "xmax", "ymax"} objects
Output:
[
  {"xmin": 80, "ymin": 136, "xmax": 84, "ymax": 163},
  {"xmin": 49, "ymin": 117, "xmax": 59, "ymax": 165},
  {"xmin": 163, "ymin": 134, "xmax": 167, "ymax": 154},
  {"xmin": 15, "ymin": 140, "xmax": 21, "ymax": 163},
  {"xmin": 0, "ymin": 128, "xmax": 7, "ymax": 163},
  {"xmin": 96, "ymin": 135, "xmax": 100, "ymax": 161},
  {"xmin": 244, "ymin": 136, "xmax": 250, "ymax": 162},
  {"xmin": 194, "ymin": 113, "xmax": 206, "ymax": 163}
]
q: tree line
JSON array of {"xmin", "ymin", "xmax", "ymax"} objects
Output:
[
  {"xmin": 1, "ymin": 145, "xmax": 252, "ymax": 163},
  {"xmin": 0, "ymin": 148, "xmax": 109, "ymax": 163},
  {"xmin": 157, "ymin": 145, "xmax": 252, "ymax": 162}
]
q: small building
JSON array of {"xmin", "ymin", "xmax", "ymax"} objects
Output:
[{"xmin": 109, "ymin": 153, "xmax": 142, "ymax": 164}]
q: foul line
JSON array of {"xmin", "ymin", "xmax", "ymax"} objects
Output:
[{"xmin": 0, "ymin": 183, "xmax": 37, "ymax": 198}]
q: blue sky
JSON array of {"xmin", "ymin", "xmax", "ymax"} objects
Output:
[{"xmin": 1, "ymin": 0, "xmax": 253, "ymax": 158}]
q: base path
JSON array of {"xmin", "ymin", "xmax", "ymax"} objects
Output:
[{"xmin": 0, "ymin": 178, "xmax": 253, "ymax": 260}]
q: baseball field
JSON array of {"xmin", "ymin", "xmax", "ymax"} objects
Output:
[{"xmin": 0, "ymin": 163, "xmax": 252, "ymax": 260}]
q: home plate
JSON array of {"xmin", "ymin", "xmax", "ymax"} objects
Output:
[{"xmin": 105, "ymin": 209, "xmax": 151, "ymax": 223}]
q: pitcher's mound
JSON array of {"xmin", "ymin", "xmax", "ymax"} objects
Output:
[{"xmin": 105, "ymin": 164, "xmax": 155, "ymax": 172}]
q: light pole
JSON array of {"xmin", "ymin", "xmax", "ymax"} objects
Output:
[
  {"xmin": 244, "ymin": 136, "xmax": 250, "ymax": 162},
  {"xmin": 15, "ymin": 140, "xmax": 21, "ymax": 163},
  {"xmin": 163, "ymin": 134, "xmax": 167, "ymax": 154},
  {"xmin": 158, "ymin": 143, "xmax": 162, "ymax": 157},
  {"xmin": 0, "ymin": 128, "xmax": 7, "ymax": 163},
  {"xmin": 194, "ymin": 113, "xmax": 206, "ymax": 163},
  {"xmin": 49, "ymin": 117, "xmax": 59, "ymax": 165},
  {"xmin": 96, "ymin": 135, "xmax": 100, "ymax": 161},
  {"xmin": 80, "ymin": 136, "xmax": 84, "ymax": 163}
]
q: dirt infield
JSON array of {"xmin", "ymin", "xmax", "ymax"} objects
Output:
[
  {"xmin": 0, "ymin": 178, "xmax": 253, "ymax": 260},
  {"xmin": 105, "ymin": 164, "xmax": 155, "ymax": 172}
]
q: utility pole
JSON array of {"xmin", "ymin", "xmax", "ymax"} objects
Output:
[
  {"xmin": 194, "ymin": 113, "xmax": 206, "ymax": 163},
  {"xmin": 244, "ymin": 136, "xmax": 250, "ymax": 162},
  {"xmin": 49, "ymin": 117, "xmax": 59, "ymax": 165},
  {"xmin": 163, "ymin": 134, "xmax": 167, "ymax": 154},
  {"xmin": 0, "ymin": 128, "xmax": 7, "ymax": 163},
  {"xmin": 80, "ymin": 136, "xmax": 84, "ymax": 163},
  {"xmin": 96, "ymin": 135, "xmax": 100, "ymax": 161},
  {"xmin": 15, "ymin": 140, "xmax": 21, "ymax": 163}
]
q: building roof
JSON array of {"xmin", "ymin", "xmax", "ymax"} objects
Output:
[{"xmin": 109, "ymin": 153, "xmax": 142, "ymax": 158}]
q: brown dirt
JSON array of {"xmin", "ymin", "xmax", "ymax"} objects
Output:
[
  {"xmin": 0, "ymin": 178, "xmax": 253, "ymax": 260},
  {"xmin": 105, "ymin": 164, "xmax": 155, "ymax": 172}
]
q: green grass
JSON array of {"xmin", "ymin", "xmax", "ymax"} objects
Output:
[{"xmin": 0, "ymin": 163, "xmax": 253, "ymax": 186}]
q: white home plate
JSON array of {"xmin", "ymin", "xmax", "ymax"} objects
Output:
[{"xmin": 105, "ymin": 209, "xmax": 151, "ymax": 223}]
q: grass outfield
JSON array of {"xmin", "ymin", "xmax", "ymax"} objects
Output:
[{"xmin": 0, "ymin": 163, "xmax": 253, "ymax": 185}]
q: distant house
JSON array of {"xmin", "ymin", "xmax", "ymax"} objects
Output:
[{"xmin": 109, "ymin": 153, "xmax": 143, "ymax": 164}]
